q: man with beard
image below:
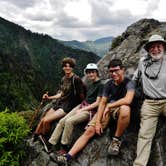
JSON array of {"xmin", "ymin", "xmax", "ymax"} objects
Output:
[{"xmin": 133, "ymin": 34, "xmax": 166, "ymax": 166}]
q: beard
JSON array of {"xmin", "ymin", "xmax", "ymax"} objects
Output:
[{"xmin": 150, "ymin": 51, "xmax": 164, "ymax": 60}]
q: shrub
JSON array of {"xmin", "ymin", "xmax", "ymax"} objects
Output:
[
  {"xmin": 0, "ymin": 109, "xmax": 30, "ymax": 166},
  {"xmin": 111, "ymin": 35, "xmax": 124, "ymax": 49}
]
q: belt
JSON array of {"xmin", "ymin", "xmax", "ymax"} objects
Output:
[{"xmin": 144, "ymin": 95, "xmax": 166, "ymax": 100}]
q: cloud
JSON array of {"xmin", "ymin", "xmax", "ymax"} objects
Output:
[
  {"xmin": 0, "ymin": 0, "xmax": 165, "ymax": 41},
  {"xmin": 0, "ymin": 0, "xmax": 37, "ymax": 8},
  {"xmin": 144, "ymin": 0, "xmax": 160, "ymax": 17}
]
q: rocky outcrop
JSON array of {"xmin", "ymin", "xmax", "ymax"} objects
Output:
[
  {"xmin": 23, "ymin": 18, "xmax": 166, "ymax": 166},
  {"xmin": 98, "ymin": 18, "xmax": 166, "ymax": 78}
]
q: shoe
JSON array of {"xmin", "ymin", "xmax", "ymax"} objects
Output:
[
  {"xmin": 38, "ymin": 135, "xmax": 53, "ymax": 153},
  {"xmin": 108, "ymin": 137, "xmax": 121, "ymax": 155},
  {"xmin": 56, "ymin": 154, "xmax": 68, "ymax": 165},
  {"xmin": 31, "ymin": 133, "xmax": 39, "ymax": 142}
]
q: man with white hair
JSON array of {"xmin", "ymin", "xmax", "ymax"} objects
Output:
[{"xmin": 133, "ymin": 34, "xmax": 166, "ymax": 166}]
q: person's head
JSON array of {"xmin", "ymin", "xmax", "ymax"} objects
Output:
[
  {"xmin": 84, "ymin": 63, "xmax": 99, "ymax": 81},
  {"xmin": 144, "ymin": 34, "xmax": 166, "ymax": 60},
  {"xmin": 108, "ymin": 59, "xmax": 125, "ymax": 83},
  {"xmin": 61, "ymin": 57, "xmax": 76, "ymax": 75}
]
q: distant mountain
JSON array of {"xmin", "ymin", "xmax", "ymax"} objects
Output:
[
  {"xmin": 61, "ymin": 36, "xmax": 114, "ymax": 57},
  {"xmin": 0, "ymin": 17, "xmax": 100, "ymax": 112}
]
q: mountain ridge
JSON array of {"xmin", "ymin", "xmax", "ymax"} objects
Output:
[
  {"xmin": 61, "ymin": 36, "xmax": 114, "ymax": 57},
  {"xmin": 0, "ymin": 16, "xmax": 100, "ymax": 112}
]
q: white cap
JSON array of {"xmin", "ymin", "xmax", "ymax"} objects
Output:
[
  {"xmin": 144, "ymin": 34, "xmax": 166, "ymax": 51},
  {"xmin": 84, "ymin": 63, "xmax": 99, "ymax": 73}
]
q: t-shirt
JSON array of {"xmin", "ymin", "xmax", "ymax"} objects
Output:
[
  {"xmin": 102, "ymin": 77, "xmax": 135, "ymax": 103},
  {"xmin": 53, "ymin": 74, "xmax": 85, "ymax": 113},
  {"xmin": 133, "ymin": 55, "xmax": 166, "ymax": 98},
  {"xmin": 86, "ymin": 80, "xmax": 103, "ymax": 104}
]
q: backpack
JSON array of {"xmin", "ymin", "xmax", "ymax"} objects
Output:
[{"xmin": 132, "ymin": 70, "xmax": 144, "ymax": 109}]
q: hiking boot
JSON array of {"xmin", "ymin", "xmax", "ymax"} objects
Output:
[
  {"xmin": 108, "ymin": 137, "xmax": 121, "ymax": 155},
  {"xmin": 38, "ymin": 135, "xmax": 53, "ymax": 153}
]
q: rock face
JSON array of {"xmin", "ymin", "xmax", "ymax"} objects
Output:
[
  {"xmin": 98, "ymin": 18, "xmax": 166, "ymax": 78},
  {"xmin": 23, "ymin": 18, "xmax": 166, "ymax": 166}
]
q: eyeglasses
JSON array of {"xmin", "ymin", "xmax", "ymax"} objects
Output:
[
  {"xmin": 109, "ymin": 69, "xmax": 121, "ymax": 74},
  {"xmin": 144, "ymin": 59, "xmax": 163, "ymax": 80}
]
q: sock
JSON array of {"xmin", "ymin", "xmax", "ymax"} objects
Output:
[
  {"xmin": 65, "ymin": 153, "xmax": 72, "ymax": 161},
  {"xmin": 113, "ymin": 136, "xmax": 121, "ymax": 140}
]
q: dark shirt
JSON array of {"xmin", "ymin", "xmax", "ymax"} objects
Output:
[
  {"xmin": 102, "ymin": 77, "xmax": 135, "ymax": 103},
  {"xmin": 86, "ymin": 80, "xmax": 103, "ymax": 104},
  {"xmin": 53, "ymin": 74, "xmax": 85, "ymax": 113}
]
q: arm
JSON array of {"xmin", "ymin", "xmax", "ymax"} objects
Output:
[
  {"xmin": 76, "ymin": 96, "xmax": 101, "ymax": 113},
  {"xmin": 103, "ymin": 90, "xmax": 135, "ymax": 118},
  {"xmin": 42, "ymin": 91, "xmax": 62, "ymax": 100},
  {"xmin": 95, "ymin": 96, "xmax": 108, "ymax": 135}
]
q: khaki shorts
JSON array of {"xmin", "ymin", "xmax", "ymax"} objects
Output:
[{"xmin": 88, "ymin": 107, "xmax": 120, "ymax": 129}]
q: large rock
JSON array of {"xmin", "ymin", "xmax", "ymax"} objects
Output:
[
  {"xmin": 22, "ymin": 111, "xmax": 166, "ymax": 166},
  {"xmin": 22, "ymin": 18, "xmax": 166, "ymax": 166}
]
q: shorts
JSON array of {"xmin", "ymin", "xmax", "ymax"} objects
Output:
[{"xmin": 88, "ymin": 107, "xmax": 120, "ymax": 129}]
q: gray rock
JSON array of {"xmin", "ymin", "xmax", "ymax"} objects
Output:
[{"xmin": 22, "ymin": 18, "xmax": 166, "ymax": 166}]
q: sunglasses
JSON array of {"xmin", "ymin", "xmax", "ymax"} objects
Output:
[{"xmin": 144, "ymin": 60, "xmax": 163, "ymax": 80}]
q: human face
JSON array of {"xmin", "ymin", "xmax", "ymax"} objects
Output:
[
  {"xmin": 63, "ymin": 63, "xmax": 73, "ymax": 75},
  {"xmin": 109, "ymin": 66, "xmax": 124, "ymax": 83},
  {"xmin": 86, "ymin": 70, "xmax": 98, "ymax": 81},
  {"xmin": 149, "ymin": 42, "xmax": 165, "ymax": 60}
]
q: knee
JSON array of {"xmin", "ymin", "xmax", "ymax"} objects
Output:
[
  {"xmin": 42, "ymin": 118, "xmax": 50, "ymax": 124},
  {"xmin": 119, "ymin": 105, "xmax": 131, "ymax": 119},
  {"xmin": 58, "ymin": 118, "xmax": 66, "ymax": 126},
  {"xmin": 84, "ymin": 127, "xmax": 95, "ymax": 138},
  {"xmin": 65, "ymin": 118, "xmax": 74, "ymax": 126}
]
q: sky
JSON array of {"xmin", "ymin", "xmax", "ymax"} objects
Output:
[{"xmin": 0, "ymin": 0, "xmax": 165, "ymax": 41}]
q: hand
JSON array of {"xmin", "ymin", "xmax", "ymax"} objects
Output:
[
  {"xmin": 95, "ymin": 122, "xmax": 103, "ymax": 135},
  {"xmin": 42, "ymin": 93, "xmax": 49, "ymax": 100},
  {"xmin": 103, "ymin": 105, "xmax": 110, "ymax": 119}
]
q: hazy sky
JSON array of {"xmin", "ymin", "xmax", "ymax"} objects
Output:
[{"xmin": 0, "ymin": 0, "xmax": 165, "ymax": 41}]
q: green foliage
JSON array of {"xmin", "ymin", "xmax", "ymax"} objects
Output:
[
  {"xmin": 111, "ymin": 35, "xmax": 124, "ymax": 50},
  {"xmin": 0, "ymin": 16, "xmax": 100, "ymax": 112},
  {"xmin": 0, "ymin": 109, "xmax": 30, "ymax": 166}
]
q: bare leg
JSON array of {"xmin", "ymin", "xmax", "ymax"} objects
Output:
[
  {"xmin": 35, "ymin": 108, "xmax": 66, "ymax": 135},
  {"xmin": 68, "ymin": 126, "xmax": 96, "ymax": 157},
  {"xmin": 115, "ymin": 105, "xmax": 130, "ymax": 137}
]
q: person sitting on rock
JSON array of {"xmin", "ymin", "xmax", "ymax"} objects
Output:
[
  {"xmin": 52, "ymin": 59, "xmax": 135, "ymax": 164},
  {"xmin": 133, "ymin": 34, "xmax": 166, "ymax": 166},
  {"xmin": 41, "ymin": 63, "xmax": 103, "ymax": 153},
  {"xmin": 32, "ymin": 57, "xmax": 85, "ymax": 143}
]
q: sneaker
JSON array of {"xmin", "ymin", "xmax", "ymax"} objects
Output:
[
  {"xmin": 38, "ymin": 135, "xmax": 53, "ymax": 153},
  {"xmin": 108, "ymin": 137, "xmax": 121, "ymax": 155},
  {"xmin": 56, "ymin": 154, "xmax": 68, "ymax": 165},
  {"xmin": 31, "ymin": 133, "xmax": 39, "ymax": 142}
]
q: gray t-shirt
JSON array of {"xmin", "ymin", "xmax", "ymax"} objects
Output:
[
  {"xmin": 102, "ymin": 77, "xmax": 135, "ymax": 103},
  {"xmin": 133, "ymin": 55, "xmax": 166, "ymax": 98}
]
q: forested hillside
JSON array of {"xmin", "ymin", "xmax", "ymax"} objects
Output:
[{"xmin": 0, "ymin": 17, "xmax": 100, "ymax": 112}]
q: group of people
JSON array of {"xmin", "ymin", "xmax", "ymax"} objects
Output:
[{"xmin": 31, "ymin": 34, "xmax": 166, "ymax": 166}]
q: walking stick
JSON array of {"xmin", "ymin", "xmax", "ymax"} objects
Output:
[{"xmin": 29, "ymin": 92, "xmax": 48, "ymax": 129}]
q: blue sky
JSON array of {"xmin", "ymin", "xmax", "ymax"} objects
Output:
[{"xmin": 0, "ymin": 0, "xmax": 165, "ymax": 41}]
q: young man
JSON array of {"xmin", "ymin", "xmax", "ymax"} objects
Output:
[
  {"xmin": 42, "ymin": 63, "xmax": 103, "ymax": 153},
  {"xmin": 32, "ymin": 57, "xmax": 85, "ymax": 143},
  {"xmin": 133, "ymin": 34, "xmax": 166, "ymax": 166},
  {"xmin": 53, "ymin": 59, "xmax": 135, "ymax": 164}
]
